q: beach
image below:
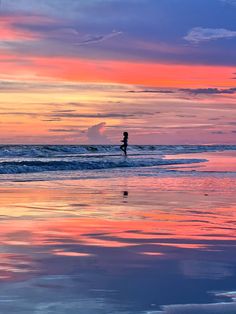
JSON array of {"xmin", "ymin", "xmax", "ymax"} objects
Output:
[
  {"xmin": 0, "ymin": 145, "xmax": 235, "ymax": 313},
  {"xmin": 1, "ymin": 0, "xmax": 236, "ymax": 312}
]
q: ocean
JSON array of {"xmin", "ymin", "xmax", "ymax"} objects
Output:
[
  {"xmin": 0, "ymin": 144, "xmax": 235, "ymax": 179},
  {"xmin": 0, "ymin": 145, "xmax": 235, "ymax": 313}
]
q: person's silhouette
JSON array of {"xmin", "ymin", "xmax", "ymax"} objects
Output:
[{"xmin": 120, "ymin": 132, "xmax": 128, "ymax": 156}]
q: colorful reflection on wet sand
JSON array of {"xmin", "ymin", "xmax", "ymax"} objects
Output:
[{"xmin": 0, "ymin": 154, "xmax": 235, "ymax": 313}]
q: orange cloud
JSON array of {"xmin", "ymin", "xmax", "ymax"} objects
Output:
[{"xmin": 1, "ymin": 54, "xmax": 234, "ymax": 89}]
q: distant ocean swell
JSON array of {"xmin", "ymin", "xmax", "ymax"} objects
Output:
[{"xmin": 0, "ymin": 144, "xmax": 235, "ymax": 158}]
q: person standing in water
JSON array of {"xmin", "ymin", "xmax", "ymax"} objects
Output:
[{"xmin": 120, "ymin": 132, "xmax": 128, "ymax": 156}]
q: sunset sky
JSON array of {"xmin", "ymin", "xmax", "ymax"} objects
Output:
[{"xmin": 0, "ymin": 0, "xmax": 236, "ymax": 144}]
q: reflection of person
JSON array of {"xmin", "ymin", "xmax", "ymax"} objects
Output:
[
  {"xmin": 123, "ymin": 191, "xmax": 128, "ymax": 197},
  {"xmin": 120, "ymin": 132, "xmax": 128, "ymax": 156},
  {"xmin": 123, "ymin": 191, "xmax": 129, "ymax": 203}
]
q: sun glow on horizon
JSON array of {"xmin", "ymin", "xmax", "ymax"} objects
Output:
[{"xmin": 0, "ymin": 1, "xmax": 236, "ymax": 144}]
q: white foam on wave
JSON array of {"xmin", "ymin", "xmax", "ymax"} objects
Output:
[
  {"xmin": 0, "ymin": 144, "xmax": 235, "ymax": 177},
  {"xmin": 0, "ymin": 157, "xmax": 206, "ymax": 174}
]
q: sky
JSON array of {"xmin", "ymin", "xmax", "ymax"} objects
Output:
[{"xmin": 0, "ymin": 0, "xmax": 236, "ymax": 144}]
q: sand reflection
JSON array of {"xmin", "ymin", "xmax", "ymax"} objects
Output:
[{"xmin": 0, "ymin": 173, "xmax": 235, "ymax": 312}]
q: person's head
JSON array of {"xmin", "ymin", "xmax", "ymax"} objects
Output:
[{"xmin": 123, "ymin": 132, "xmax": 128, "ymax": 137}]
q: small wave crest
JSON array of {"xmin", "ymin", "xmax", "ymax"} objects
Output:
[{"xmin": 0, "ymin": 158, "xmax": 206, "ymax": 174}]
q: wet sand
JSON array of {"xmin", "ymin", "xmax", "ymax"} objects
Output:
[{"xmin": 0, "ymin": 153, "xmax": 235, "ymax": 313}]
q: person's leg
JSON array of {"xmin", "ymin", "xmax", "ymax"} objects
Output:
[{"xmin": 120, "ymin": 145, "xmax": 125, "ymax": 153}]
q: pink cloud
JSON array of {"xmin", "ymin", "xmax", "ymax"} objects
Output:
[
  {"xmin": 87, "ymin": 122, "xmax": 110, "ymax": 144},
  {"xmin": 0, "ymin": 15, "xmax": 53, "ymax": 41}
]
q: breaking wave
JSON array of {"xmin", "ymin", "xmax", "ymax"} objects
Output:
[{"xmin": 0, "ymin": 157, "xmax": 206, "ymax": 174}]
